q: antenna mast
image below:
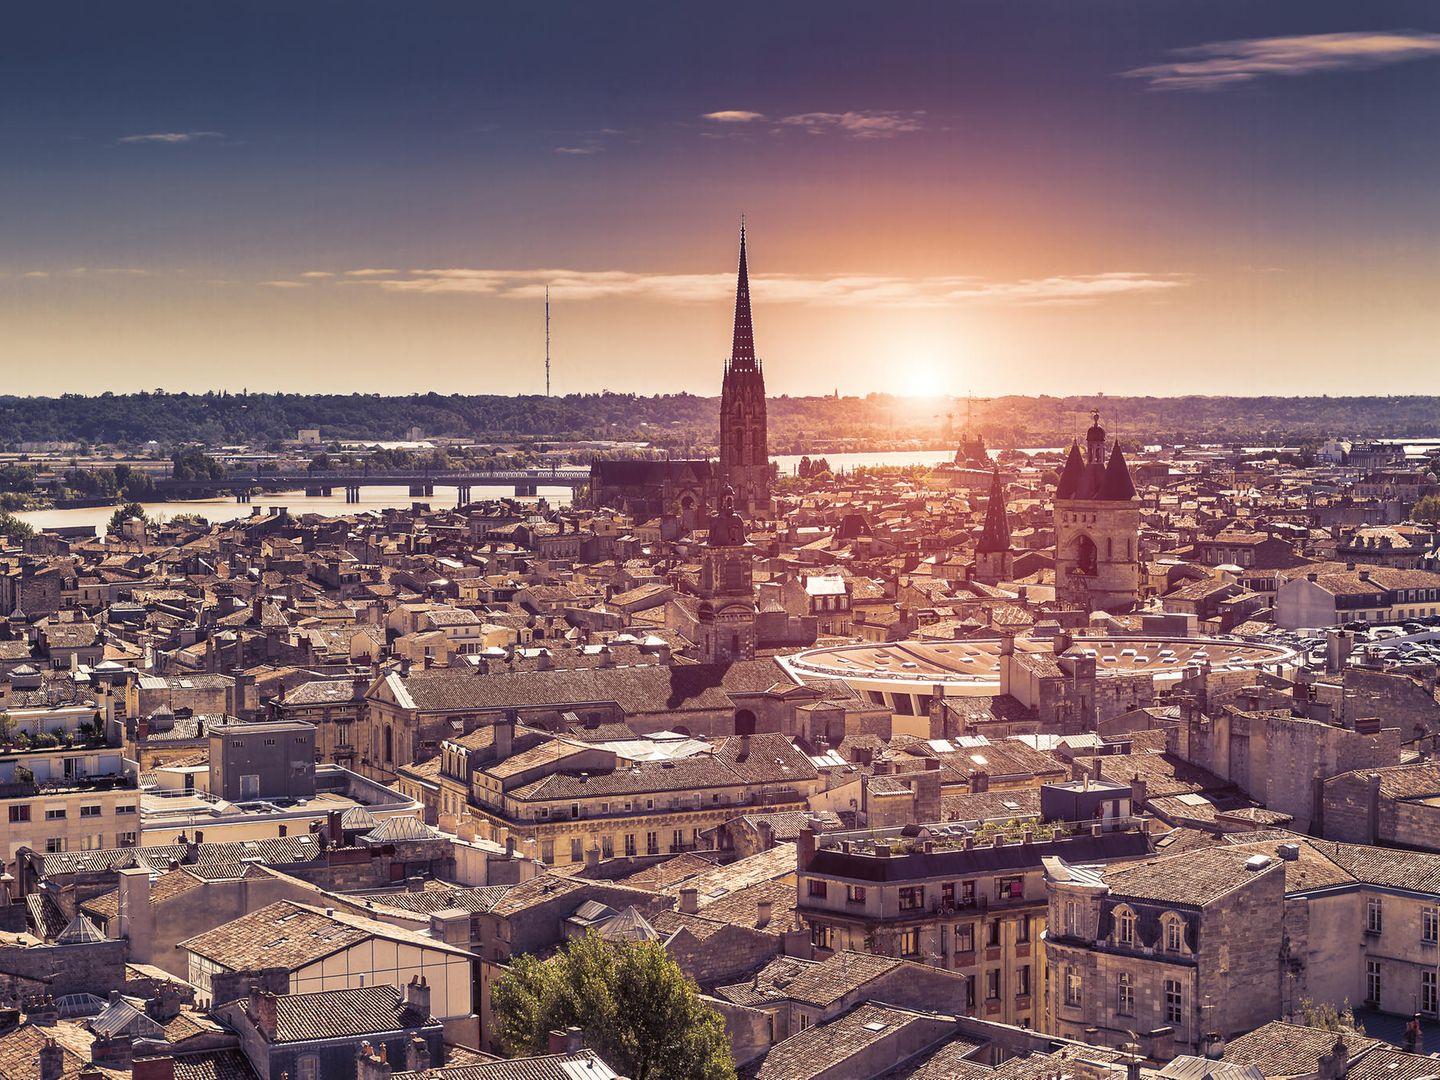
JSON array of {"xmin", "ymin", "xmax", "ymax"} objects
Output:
[{"xmin": 545, "ymin": 287, "xmax": 551, "ymax": 397}]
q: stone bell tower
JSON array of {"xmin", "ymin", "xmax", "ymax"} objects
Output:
[
  {"xmin": 697, "ymin": 486, "xmax": 758, "ymax": 664},
  {"xmin": 1053, "ymin": 411, "xmax": 1140, "ymax": 613}
]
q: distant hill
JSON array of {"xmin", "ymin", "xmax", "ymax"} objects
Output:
[{"xmin": 1, "ymin": 391, "xmax": 1437, "ymax": 451}]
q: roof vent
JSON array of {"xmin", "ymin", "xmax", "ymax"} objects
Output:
[
  {"xmin": 1277, "ymin": 843, "xmax": 1300, "ymax": 861},
  {"xmin": 1245, "ymin": 854, "xmax": 1272, "ymax": 872}
]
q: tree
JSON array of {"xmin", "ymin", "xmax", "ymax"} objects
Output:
[
  {"xmin": 491, "ymin": 934, "xmax": 735, "ymax": 1080},
  {"xmin": 0, "ymin": 512, "xmax": 34, "ymax": 541},
  {"xmin": 1414, "ymin": 495, "xmax": 1440, "ymax": 524},
  {"xmin": 1295, "ymin": 998, "xmax": 1359, "ymax": 1033},
  {"xmin": 107, "ymin": 503, "xmax": 148, "ymax": 534}
]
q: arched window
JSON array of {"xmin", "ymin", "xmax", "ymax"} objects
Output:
[
  {"xmin": 1163, "ymin": 912, "xmax": 1185, "ymax": 952},
  {"xmin": 1073, "ymin": 534, "xmax": 1098, "ymax": 576},
  {"xmin": 1115, "ymin": 905, "xmax": 1137, "ymax": 946}
]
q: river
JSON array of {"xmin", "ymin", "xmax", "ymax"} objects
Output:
[{"xmin": 18, "ymin": 447, "xmax": 1061, "ymax": 535}]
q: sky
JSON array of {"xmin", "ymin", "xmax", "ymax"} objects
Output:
[{"xmin": 4, "ymin": 1, "xmax": 1440, "ymax": 398}]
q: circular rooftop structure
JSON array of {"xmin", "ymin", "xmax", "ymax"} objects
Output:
[{"xmin": 779, "ymin": 634, "xmax": 1297, "ymax": 701}]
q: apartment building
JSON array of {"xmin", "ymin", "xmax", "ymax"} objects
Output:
[
  {"xmin": 793, "ymin": 798, "xmax": 1153, "ymax": 1030},
  {"xmin": 437, "ymin": 720, "xmax": 820, "ymax": 866},
  {"xmin": 0, "ymin": 744, "xmax": 140, "ymax": 865}
]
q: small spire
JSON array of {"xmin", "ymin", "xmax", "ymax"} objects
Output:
[{"xmin": 730, "ymin": 218, "xmax": 757, "ymax": 370}]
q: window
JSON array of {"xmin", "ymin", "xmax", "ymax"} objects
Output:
[
  {"xmin": 1424, "ymin": 971, "xmax": 1438, "ymax": 1017},
  {"xmin": 540, "ymin": 840, "xmax": 554, "ymax": 864},
  {"xmin": 810, "ymin": 923, "xmax": 834, "ymax": 950},
  {"xmin": 645, "ymin": 831, "xmax": 659, "ymax": 855},
  {"xmin": 1366, "ymin": 897, "xmax": 1383, "ymax": 934},
  {"xmin": 986, "ymin": 969, "xmax": 1001, "ymax": 1000},
  {"xmin": 846, "ymin": 885, "xmax": 867, "ymax": 905},
  {"xmin": 570, "ymin": 838, "xmax": 583, "ymax": 863},
  {"xmin": 897, "ymin": 928, "xmax": 920, "ymax": 956},
  {"xmin": 1065, "ymin": 900, "xmax": 1080, "ymax": 936},
  {"xmin": 118, "ymin": 831, "xmax": 137, "ymax": 847},
  {"xmin": 807, "ymin": 879, "xmax": 828, "ymax": 899},
  {"xmin": 986, "ymin": 920, "xmax": 1001, "ymax": 948},
  {"xmin": 44, "ymin": 808, "xmax": 65, "ymax": 821},
  {"xmin": 1165, "ymin": 914, "xmax": 1185, "ymax": 952},
  {"xmin": 8, "ymin": 806, "xmax": 29, "ymax": 823},
  {"xmin": 1164, "ymin": 979, "xmax": 1183, "ymax": 1024},
  {"xmin": 1016, "ymin": 918, "xmax": 1030, "ymax": 944},
  {"xmin": 955, "ymin": 923, "xmax": 974, "ymax": 954},
  {"xmin": 1367, "ymin": 960, "xmax": 1381, "ymax": 1005},
  {"xmin": 1118, "ymin": 973, "xmax": 1134, "ymax": 1016},
  {"xmin": 1424, "ymin": 907, "xmax": 1438, "ymax": 945},
  {"xmin": 601, "ymin": 835, "xmax": 614, "ymax": 858},
  {"xmin": 1116, "ymin": 907, "xmax": 1136, "ymax": 946},
  {"xmin": 1017, "ymin": 965, "xmax": 1030, "ymax": 997},
  {"xmin": 45, "ymin": 837, "xmax": 64, "ymax": 853},
  {"xmin": 997, "ymin": 876, "xmax": 1023, "ymax": 901},
  {"xmin": 1065, "ymin": 969, "xmax": 1082, "ymax": 1007},
  {"xmin": 672, "ymin": 829, "xmax": 684, "ymax": 851},
  {"xmin": 115, "ymin": 804, "xmax": 136, "ymax": 815},
  {"xmin": 899, "ymin": 886, "xmax": 924, "ymax": 911},
  {"xmin": 80, "ymin": 805, "xmax": 101, "ymax": 818},
  {"xmin": 296, "ymin": 1054, "xmax": 320, "ymax": 1080},
  {"xmin": 624, "ymin": 834, "xmax": 636, "ymax": 857},
  {"xmin": 964, "ymin": 975, "xmax": 976, "ymax": 1009}
]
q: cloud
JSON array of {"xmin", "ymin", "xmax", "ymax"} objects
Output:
[
  {"xmin": 338, "ymin": 267, "xmax": 1188, "ymax": 308},
  {"xmin": 261, "ymin": 280, "xmax": 309, "ymax": 289},
  {"xmin": 117, "ymin": 130, "xmax": 225, "ymax": 144},
  {"xmin": 777, "ymin": 110, "xmax": 924, "ymax": 138},
  {"xmin": 703, "ymin": 110, "xmax": 767, "ymax": 123},
  {"xmin": 343, "ymin": 268, "xmax": 399, "ymax": 277},
  {"xmin": 1123, "ymin": 31, "xmax": 1440, "ymax": 91},
  {"xmin": 554, "ymin": 145, "xmax": 601, "ymax": 155},
  {"xmin": 299, "ymin": 271, "xmax": 334, "ymax": 279}
]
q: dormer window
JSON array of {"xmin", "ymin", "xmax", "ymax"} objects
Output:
[
  {"xmin": 1115, "ymin": 906, "xmax": 1137, "ymax": 946},
  {"xmin": 1163, "ymin": 912, "xmax": 1185, "ymax": 952}
]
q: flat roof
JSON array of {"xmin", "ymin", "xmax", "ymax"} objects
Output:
[{"xmin": 779, "ymin": 634, "xmax": 1295, "ymax": 691}]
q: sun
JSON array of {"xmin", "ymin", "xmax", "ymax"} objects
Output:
[{"xmin": 897, "ymin": 355, "xmax": 951, "ymax": 399}]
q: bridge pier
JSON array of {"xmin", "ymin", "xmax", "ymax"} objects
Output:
[
  {"xmin": 514, "ymin": 481, "xmax": 538, "ymax": 497},
  {"xmin": 345, "ymin": 485, "xmax": 361, "ymax": 503},
  {"xmin": 408, "ymin": 483, "xmax": 425, "ymax": 497},
  {"xmin": 456, "ymin": 485, "xmax": 471, "ymax": 506},
  {"xmin": 234, "ymin": 490, "xmax": 251, "ymax": 503}
]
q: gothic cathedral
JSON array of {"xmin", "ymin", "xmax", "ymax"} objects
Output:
[
  {"xmin": 719, "ymin": 224, "xmax": 773, "ymax": 514},
  {"xmin": 1053, "ymin": 412, "xmax": 1140, "ymax": 613}
]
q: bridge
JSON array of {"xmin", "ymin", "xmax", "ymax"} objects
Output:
[{"xmin": 152, "ymin": 468, "xmax": 591, "ymax": 502}]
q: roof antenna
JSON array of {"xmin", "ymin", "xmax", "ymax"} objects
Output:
[{"xmin": 545, "ymin": 286, "xmax": 552, "ymax": 398}]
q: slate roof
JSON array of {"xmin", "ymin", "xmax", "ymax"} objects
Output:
[{"xmin": 1222, "ymin": 1022, "xmax": 1376, "ymax": 1078}]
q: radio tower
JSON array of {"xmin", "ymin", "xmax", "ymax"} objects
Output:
[{"xmin": 544, "ymin": 287, "xmax": 551, "ymax": 397}]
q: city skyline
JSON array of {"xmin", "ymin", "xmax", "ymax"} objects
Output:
[{"xmin": 6, "ymin": 1, "xmax": 1440, "ymax": 397}]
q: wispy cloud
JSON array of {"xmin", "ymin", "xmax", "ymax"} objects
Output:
[
  {"xmin": 117, "ymin": 130, "xmax": 225, "ymax": 144},
  {"xmin": 1124, "ymin": 31, "xmax": 1440, "ymax": 91},
  {"xmin": 299, "ymin": 271, "xmax": 334, "ymax": 279},
  {"xmin": 554, "ymin": 145, "xmax": 601, "ymax": 156},
  {"xmin": 702, "ymin": 108, "xmax": 924, "ymax": 138},
  {"xmin": 261, "ymin": 280, "xmax": 309, "ymax": 289},
  {"xmin": 329, "ymin": 267, "xmax": 1188, "ymax": 308},
  {"xmin": 778, "ymin": 110, "xmax": 924, "ymax": 138},
  {"xmin": 703, "ymin": 110, "xmax": 767, "ymax": 123}
]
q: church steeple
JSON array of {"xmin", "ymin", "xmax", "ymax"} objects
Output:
[
  {"xmin": 729, "ymin": 221, "xmax": 757, "ymax": 371},
  {"xmin": 977, "ymin": 466, "xmax": 1011, "ymax": 554},
  {"xmin": 718, "ymin": 219, "xmax": 771, "ymax": 513}
]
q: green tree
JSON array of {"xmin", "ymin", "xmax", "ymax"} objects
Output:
[
  {"xmin": 491, "ymin": 934, "xmax": 734, "ymax": 1080},
  {"xmin": 107, "ymin": 502, "xmax": 148, "ymax": 534},
  {"xmin": 1295, "ymin": 998, "xmax": 1358, "ymax": 1033},
  {"xmin": 1414, "ymin": 495, "xmax": 1440, "ymax": 524},
  {"xmin": 0, "ymin": 512, "xmax": 34, "ymax": 541}
]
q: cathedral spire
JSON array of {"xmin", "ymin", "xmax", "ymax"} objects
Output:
[
  {"xmin": 729, "ymin": 220, "xmax": 757, "ymax": 370},
  {"xmin": 977, "ymin": 465, "xmax": 1011, "ymax": 554}
]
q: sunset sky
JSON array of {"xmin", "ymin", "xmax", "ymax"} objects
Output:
[{"xmin": 5, "ymin": 1, "xmax": 1440, "ymax": 397}]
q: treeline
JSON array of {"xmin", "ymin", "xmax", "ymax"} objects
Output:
[{"xmin": 3, "ymin": 391, "xmax": 1439, "ymax": 448}]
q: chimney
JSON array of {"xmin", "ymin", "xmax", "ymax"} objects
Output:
[
  {"xmin": 403, "ymin": 975, "xmax": 431, "ymax": 1018},
  {"xmin": 679, "ymin": 888, "xmax": 698, "ymax": 915},
  {"xmin": 585, "ymin": 844, "xmax": 601, "ymax": 869},
  {"xmin": 1129, "ymin": 775, "xmax": 1147, "ymax": 810},
  {"xmin": 249, "ymin": 989, "xmax": 278, "ymax": 1039},
  {"xmin": 328, "ymin": 808, "xmax": 344, "ymax": 845},
  {"xmin": 493, "ymin": 713, "xmax": 515, "ymax": 760},
  {"xmin": 404, "ymin": 1036, "xmax": 431, "ymax": 1074},
  {"xmin": 797, "ymin": 825, "xmax": 817, "ymax": 870},
  {"xmin": 356, "ymin": 1042, "xmax": 392, "ymax": 1080},
  {"xmin": 755, "ymin": 899, "xmax": 772, "ymax": 929},
  {"xmin": 38, "ymin": 1039, "xmax": 63, "ymax": 1080}
]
